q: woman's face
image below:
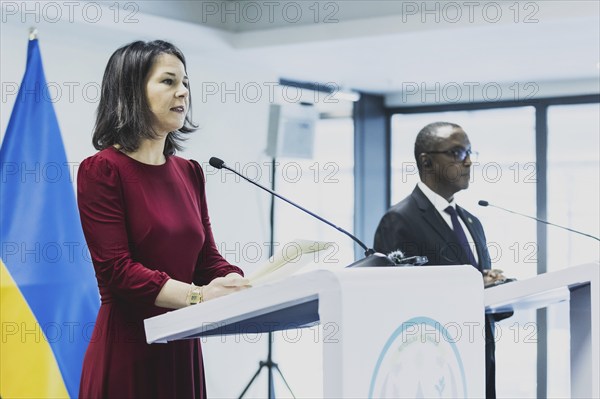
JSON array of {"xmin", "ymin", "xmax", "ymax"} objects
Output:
[{"xmin": 145, "ymin": 53, "xmax": 189, "ymax": 135}]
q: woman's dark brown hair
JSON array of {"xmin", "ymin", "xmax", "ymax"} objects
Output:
[{"xmin": 92, "ymin": 40, "xmax": 197, "ymax": 156}]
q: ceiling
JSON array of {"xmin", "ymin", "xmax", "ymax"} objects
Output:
[
  {"xmin": 131, "ymin": 1, "xmax": 412, "ymax": 32},
  {"xmin": 90, "ymin": 1, "xmax": 600, "ymax": 96}
]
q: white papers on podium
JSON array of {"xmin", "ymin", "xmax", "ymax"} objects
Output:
[{"xmin": 248, "ymin": 239, "xmax": 332, "ymax": 285}]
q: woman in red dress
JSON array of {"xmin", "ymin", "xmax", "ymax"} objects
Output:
[{"xmin": 77, "ymin": 40, "xmax": 250, "ymax": 398}]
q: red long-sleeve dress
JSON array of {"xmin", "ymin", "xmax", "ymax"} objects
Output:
[{"xmin": 77, "ymin": 147, "xmax": 242, "ymax": 398}]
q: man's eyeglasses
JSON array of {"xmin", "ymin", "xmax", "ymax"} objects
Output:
[{"xmin": 424, "ymin": 148, "xmax": 478, "ymax": 162}]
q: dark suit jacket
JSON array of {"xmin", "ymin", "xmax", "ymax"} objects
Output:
[{"xmin": 374, "ymin": 185, "xmax": 491, "ymax": 271}]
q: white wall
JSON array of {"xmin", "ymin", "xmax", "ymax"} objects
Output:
[{"xmin": 1, "ymin": 7, "xmax": 281, "ymax": 398}]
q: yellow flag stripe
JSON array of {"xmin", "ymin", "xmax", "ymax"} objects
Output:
[{"xmin": 0, "ymin": 259, "xmax": 70, "ymax": 398}]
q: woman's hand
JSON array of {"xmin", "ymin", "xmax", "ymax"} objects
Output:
[{"xmin": 203, "ymin": 273, "xmax": 251, "ymax": 301}]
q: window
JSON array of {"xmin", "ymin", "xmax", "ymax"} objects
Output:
[
  {"xmin": 547, "ymin": 103, "xmax": 600, "ymax": 271},
  {"xmin": 545, "ymin": 103, "xmax": 600, "ymax": 397}
]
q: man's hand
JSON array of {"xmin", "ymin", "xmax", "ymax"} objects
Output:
[{"xmin": 483, "ymin": 269, "xmax": 514, "ymax": 288}]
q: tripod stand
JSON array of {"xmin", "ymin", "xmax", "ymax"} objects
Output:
[
  {"xmin": 238, "ymin": 158, "xmax": 295, "ymax": 399},
  {"xmin": 238, "ymin": 333, "xmax": 295, "ymax": 398}
]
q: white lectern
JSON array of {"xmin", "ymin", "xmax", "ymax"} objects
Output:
[
  {"xmin": 145, "ymin": 266, "xmax": 485, "ymax": 398},
  {"xmin": 485, "ymin": 262, "xmax": 599, "ymax": 399}
]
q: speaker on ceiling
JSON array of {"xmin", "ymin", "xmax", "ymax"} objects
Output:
[{"xmin": 266, "ymin": 103, "xmax": 318, "ymax": 159}]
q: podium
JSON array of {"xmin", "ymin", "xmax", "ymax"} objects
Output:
[
  {"xmin": 485, "ymin": 262, "xmax": 599, "ymax": 398},
  {"xmin": 145, "ymin": 266, "xmax": 485, "ymax": 398}
]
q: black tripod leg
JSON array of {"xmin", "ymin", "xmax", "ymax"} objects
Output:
[
  {"xmin": 273, "ymin": 364, "xmax": 296, "ymax": 398},
  {"xmin": 268, "ymin": 362, "xmax": 275, "ymax": 398},
  {"xmin": 238, "ymin": 362, "xmax": 266, "ymax": 398}
]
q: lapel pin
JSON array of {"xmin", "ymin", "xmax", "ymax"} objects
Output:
[{"xmin": 468, "ymin": 217, "xmax": 473, "ymax": 223}]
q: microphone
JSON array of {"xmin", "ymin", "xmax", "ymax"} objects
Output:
[
  {"xmin": 209, "ymin": 157, "xmax": 395, "ymax": 267},
  {"xmin": 478, "ymin": 200, "xmax": 599, "ymax": 242},
  {"xmin": 387, "ymin": 250, "xmax": 429, "ymax": 266}
]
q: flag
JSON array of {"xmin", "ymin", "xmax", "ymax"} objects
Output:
[{"xmin": 1, "ymin": 35, "xmax": 100, "ymax": 398}]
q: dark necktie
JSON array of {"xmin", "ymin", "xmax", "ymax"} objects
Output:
[{"xmin": 444, "ymin": 206, "xmax": 479, "ymax": 270}]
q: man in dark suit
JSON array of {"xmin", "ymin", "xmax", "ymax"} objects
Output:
[{"xmin": 374, "ymin": 121, "xmax": 505, "ymax": 399}]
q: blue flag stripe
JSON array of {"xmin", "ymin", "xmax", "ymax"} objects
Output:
[{"xmin": 0, "ymin": 38, "xmax": 100, "ymax": 398}]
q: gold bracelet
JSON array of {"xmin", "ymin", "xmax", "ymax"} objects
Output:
[{"xmin": 186, "ymin": 283, "xmax": 203, "ymax": 305}]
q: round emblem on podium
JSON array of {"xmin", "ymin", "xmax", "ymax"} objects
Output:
[{"xmin": 369, "ymin": 316, "xmax": 468, "ymax": 398}]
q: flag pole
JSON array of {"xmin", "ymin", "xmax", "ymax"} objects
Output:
[{"xmin": 29, "ymin": 27, "xmax": 38, "ymax": 40}]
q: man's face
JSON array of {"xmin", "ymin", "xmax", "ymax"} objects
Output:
[{"xmin": 427, "ymin": 126, "xmax": 473, "ymax": 198}]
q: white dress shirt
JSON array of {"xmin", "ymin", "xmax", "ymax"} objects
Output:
[{"xmin": 417, "ymin": 182, "xmax": 479, "ymax": 264}]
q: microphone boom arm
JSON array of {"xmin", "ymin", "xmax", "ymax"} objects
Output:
[
  {"xmin": 220, "ymin": 164, "xmax": 374, "ymax": 255},
  {"xmin": 479, "ymin": 200, "xmax": 600, "ymax": 242}
]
